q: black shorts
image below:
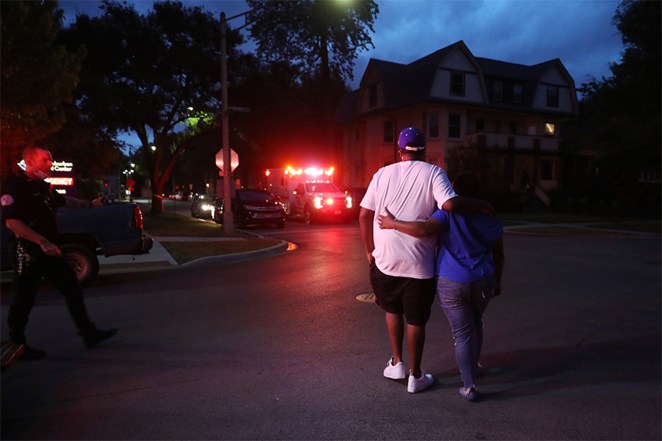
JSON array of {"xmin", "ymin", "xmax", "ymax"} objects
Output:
[{"xmin": 369, "ymin": 262, "xmax": 436, "ymax": 326}]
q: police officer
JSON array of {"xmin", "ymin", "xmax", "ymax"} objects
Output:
[{"xmin": 1, "ymin": 146, "xmax": 117, "ymax": 360}]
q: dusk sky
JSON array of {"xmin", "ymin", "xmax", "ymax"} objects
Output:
[{"xmin": 60, "ymin": 0, "xmax": 624, "ymax": 91}]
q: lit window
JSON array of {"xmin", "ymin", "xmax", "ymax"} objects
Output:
[
  {"xmin": 450, "ymin": 72, "xmax": 465, "ymax": 96},
  {"xmin": 544, "ymin": 122, "xmax": 556, "ymax": 136}
]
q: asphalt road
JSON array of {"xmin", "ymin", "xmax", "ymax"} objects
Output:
[{"xmin": 1, "ymin": 225, "xmax": 660, "ymax": 440}]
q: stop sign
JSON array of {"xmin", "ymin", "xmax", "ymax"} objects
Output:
[{"xmin": 215, "ymin": 148, "xmax": 239, "ymax": 173}]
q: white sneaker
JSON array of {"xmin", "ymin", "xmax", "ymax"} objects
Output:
[
  {"xmin": 407, "ymin": 371, "xmax": 434, "ymax": 393},
  {"xmin": 383, "ymin": 357, "xmax": 406, "ymax": 380}
]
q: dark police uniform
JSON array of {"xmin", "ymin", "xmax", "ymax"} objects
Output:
[{"xmin": 1, "ymin": 171, "xmax": 105, "ymax": 348}]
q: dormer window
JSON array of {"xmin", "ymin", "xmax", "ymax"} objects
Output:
[
  {"xmin": 546, "ymin": 85, "xmax": 559, "ymax": 108},
  {"xmin": 493, "ymin": 80, "xmax": 503, "ymax": 102},
  {"xmin": 513, "ymin": 83, "xmax": 523, "ymax": 103},
  {"xmin": 450, "ymin": 72, "xmax": 465, "ymax": 96}
]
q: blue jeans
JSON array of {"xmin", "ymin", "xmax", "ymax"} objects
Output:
[{"xmin": 436, "ymin": 275, "xmax": 496, "ymax": 388}]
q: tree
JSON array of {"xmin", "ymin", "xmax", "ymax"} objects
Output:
[
  {"xmin": 229, "ymin": 58, "xmax": 341, "ymax": 178},
  {"xmin": 246, "ymin": 0, "xmax": 378, "ymax": 162},
  {"xmin": 60, "ymin": 0, "xmax": 245, "ymax": 213},
  {"xmin": 0, "ymin": 1, "xmax": 85, "ymax": 177},
  {"xmin": 567, "ymin": 0, "xmax": 660, "ymax": 214}
]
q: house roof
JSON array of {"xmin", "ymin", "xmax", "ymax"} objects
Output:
[
  {"xmin": 384, "ymin": 42, "xmax": 461, "ymax": 109},
  {"xmin": 336, "ymin": 40, "xmax": 577, "ymax": 124}
]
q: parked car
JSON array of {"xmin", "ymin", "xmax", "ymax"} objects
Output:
[
  {"xmin": 213, "ymin": 189, "xmax": 286, "ymax": 229},
  {"xmin": 189, "ymin": 193, "xmax": 217, "ymax": 219},
  {"xmin": 2, "ymin": 202, "xmax": 153, "ymax": 285},
  {"xmin": 56, "ymin": 203, "xmax": 153, "ymax": 284},
  {"xmin": 168, "ymin": 190, "xmax": 189, "ymax": 201}
]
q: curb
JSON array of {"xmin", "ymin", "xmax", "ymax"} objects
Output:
[
  {"xmin": 180, "ymin": 240, "xmax": 290, "ymax": 268},
  {"xmin": 99, "ymin": 238, "xmax": 290, "ymax": 274}
]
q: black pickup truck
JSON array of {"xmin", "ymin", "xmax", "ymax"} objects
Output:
[{"xmin": 1, "ymin": 202, "xmax": 153, "ymax": 285}]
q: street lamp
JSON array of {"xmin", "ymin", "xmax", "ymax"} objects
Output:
[
  {"xmin": 122, "ymin": 168, "xmax": 134, "ymax": 202},
  {"xmin": 220, "ymin": 10, "xmax": 253, "ymax": 234}
]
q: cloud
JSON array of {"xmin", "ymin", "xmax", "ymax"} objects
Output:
[{"xmin": 59, "ymin": 0, "xmax": 623, "ymax": 91}]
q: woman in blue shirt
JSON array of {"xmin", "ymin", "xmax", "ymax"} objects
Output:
[{"xmin": 378, "ymin": 173, "xmax": 504, "ymax": 402}]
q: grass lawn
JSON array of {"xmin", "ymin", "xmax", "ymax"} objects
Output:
[
  {"xmin": 142, "ymin": 211, "xmax": 249, "ymax": 238},
  {"xmin": 141, "ymin": 210, "xmax": 281, "ymax": 264}
]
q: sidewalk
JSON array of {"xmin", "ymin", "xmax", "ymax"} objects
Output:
[
  {"xmin": 98, "ymin": 234, "xmax": 289, "ymax": 275},
  {"xmin": 97, "ymin": 236, "xmax": 178, "ymax": 275}
]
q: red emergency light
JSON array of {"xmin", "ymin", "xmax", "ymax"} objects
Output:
[{"xmin": 283, "ymin": 166, "xmax": 334, "ymax": 177}]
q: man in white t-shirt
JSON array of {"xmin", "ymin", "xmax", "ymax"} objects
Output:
[{"xmin": 359, "ymin": 127, "xmax": 491, "ymax": 394}]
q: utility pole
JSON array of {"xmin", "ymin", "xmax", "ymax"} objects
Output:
[
  {"xmin": 220, "ymin": 10, "xmax": 253, "ymax": 235},
  {"xmin": 220, "ymin": 12, "xmax": 233, "ymax": 234}
]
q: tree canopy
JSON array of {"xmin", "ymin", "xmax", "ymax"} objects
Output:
[
  {"xmin": 60, "ymin": 0, "xmax": 246, "ymax": 212},
  {"xmin": 246, "ymin": 0, "xmax": 378, "ymax": 162},
  {"xmin": 246, "ymin": 0, "xmax": 378, "ymax": 83},
  {"xmin": 565, "ymin": 0, "xmax": 660, "ymax": 214},
  {"xmin": 0, "ymin": 1, "xmax": 85, "ymax": 176},
  {"xmin": 580, "ymin": 0, "xmax": 660, "ymax": 169}
]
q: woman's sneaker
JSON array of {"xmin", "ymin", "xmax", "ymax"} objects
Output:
[
  {"xmin": 459, "ymin": 385, "xmax": 479, "ymax": 402},
  {"xmin": 383, "ymin": 357, "xmax": 406, "ymax": 380},
  {"xmin": 407, "ymin": 371, "xmax": 434, "ymax": 393}
]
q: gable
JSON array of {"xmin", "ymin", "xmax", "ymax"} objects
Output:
[
  {"xmin": 431, "ymin": 45, "xmax": 485, "ymax": 103},
  {"xmin": 530, "ymin": 62, "xmax": 578, "ymax": 114},
  {"xmin": 357, "ymin": 59, "xmax": 405, "ymax": 114}
]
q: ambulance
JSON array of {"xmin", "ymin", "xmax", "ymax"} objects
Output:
[{"xmin": 264, "ymin": 166, "xmax": 353, "ymax": 224}]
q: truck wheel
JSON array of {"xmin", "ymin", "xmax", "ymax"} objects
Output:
[{"xmin": 61, "ymin": 244, "xmax": 99, "ymax": 285}]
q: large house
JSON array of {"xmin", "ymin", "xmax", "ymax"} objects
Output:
[{"xmin": 334, "ymin": 40, "xmax": 579, "ymax": 208}]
